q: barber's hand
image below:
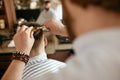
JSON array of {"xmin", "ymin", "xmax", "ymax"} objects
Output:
[
  {"xmin": 44, "ymin": 20, "xmax": 68, "ymax": 36},
  {"xmin": 13, "ymin": 25, "xmax": 35, "ymax": 55}
]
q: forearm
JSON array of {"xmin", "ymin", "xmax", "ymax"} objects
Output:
[
  {"xmin": 44, "ymin": 20, "xmax": 69, "ymax": 37},
  {"xmin": 2, "ymin": 26, "xmax": 34, "ymax": 80},
  {"xmin": 60, "ymin": 27, "xmax": 68, "ymax": 37},
  {"xmin": 1, "ymin": 60, "xmax": 25, "ymax": 80}
]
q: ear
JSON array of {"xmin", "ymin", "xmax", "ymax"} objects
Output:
[{"xmin": 44, "ymin": 35, "xmax": 48, "ymax": 46}]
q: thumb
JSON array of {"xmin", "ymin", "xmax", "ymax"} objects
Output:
[{"xmin": 30, "ymin": 31, "xmax": 34, "ymax": 39}]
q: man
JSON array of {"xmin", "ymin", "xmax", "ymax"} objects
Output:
[
  {"xmin": 2, "ymin": 0, "xmax": 120, "ymax": 80},
  {"xmin": 36, "ymin": 0, "xmax": 61, "ymax": 25},
  {"xmin": 22, "ymin": 29, "xmax": 65, "ymax": 80}
]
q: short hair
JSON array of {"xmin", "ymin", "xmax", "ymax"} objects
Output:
[
  {"xmin": 34, "ymin": 29, "xmax": 43, "ymax": 41},
  {"xmin": 63, "ymin": 0, "xmax": 120, "ymax": 12},
  {"xmin": 32, "ymin": 29, "xmax": 44, "ymax": 49}
]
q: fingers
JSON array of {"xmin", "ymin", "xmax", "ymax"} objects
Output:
[
  {"xmin": 19, "ymin": 25, "xmax": 28, "ymax": 32},
  {"xmin": 30, "ymin": 31, "xmax": 34, "ymax": 38},
  {"xmin": 16, "ymin": 26, "xmax": 21, "ymax": 32},
  {"xmin": 25, "ymin": 27, "xmax": 34, "ymax": 38},
  {"xmin": 17, "ymin": 25, "xmax": 33, "ymax": 33},
  {"xmin": 16, "ymin": 25, "xmax": 28, "ymax": 33},
  {"xmin": 16, "ymin": 25, "xmax": 34, "ymax": 38},
  {"xmin": 25, "ymin": 26, "xmax": 33, "ymax": 32}
]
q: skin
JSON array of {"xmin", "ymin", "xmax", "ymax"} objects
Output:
[
  {"xmin": 2, "ymin": 26, "xmax": 34, "ymax": 80},
  {"xmin": 44, "ymin": 20, "xmax": 68, "ymax": 36},
  {"xmin": 2, "ymin": 0, "xmax": 120, "ymax": 80},
  {"xmin": 64, "ymin": 0, "xmax": 120, "ymax": 40},
  {"xmin": 30, "ymin": 34, "xmax": 47, "ymax": 57}
]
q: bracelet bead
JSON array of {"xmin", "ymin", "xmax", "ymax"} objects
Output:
[{"xmin": 12, "ymin": 51, "xmax": 30, "ymax": 64}]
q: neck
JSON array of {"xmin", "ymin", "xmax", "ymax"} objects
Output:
[{"xmin": 30, "ymin": 47, "xmax": 46, "ymax": 58}]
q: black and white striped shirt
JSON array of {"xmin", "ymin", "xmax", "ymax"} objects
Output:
[{"xmin": 22, "ymin": 53, "xmax": 66, "ymax": 80}]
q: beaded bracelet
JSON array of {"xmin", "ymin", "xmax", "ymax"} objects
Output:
[{"xmin": 12, "ymin": 51, "xmax": 30, "ymax": 64}]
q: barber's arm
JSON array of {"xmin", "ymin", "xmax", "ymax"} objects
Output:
[
  {"xmin": 1, "ymin": 26, "xmax": 34, "ymax": 80},
  {"xmin": 1, "ymin": 60, "xmax": 26, "ymax": 80},
  {"xmin": 44, "ymin": 20, "xmax": 68, "ymax": 36}
]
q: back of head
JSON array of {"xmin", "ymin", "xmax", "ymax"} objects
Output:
[
  {"xmin": 69, "ymin": 0, "xmax": 120, "ymax": 12},
  {"xmin": 32, "ymin": 29, "xmax": 44, "ymax": 50}
]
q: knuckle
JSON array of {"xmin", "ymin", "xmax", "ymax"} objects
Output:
[
  {"xmin": 23, "ymin": 31, "xmax": 28, "ymax": 34},
  {"xmin": 24, "ymin": 31, "xmax": 28, "ymax": 34}
]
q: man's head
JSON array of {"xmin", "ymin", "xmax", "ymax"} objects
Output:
[
  {"xmin": 44, "ymin": 0, "xmax": 52, "ymax": 10},
  {"xmin": 30, "ymin": 29, "xmax": 47, "ymax": 57},
  {"xmin": 61, "ymin": 0, "xmax": 120, "ymax": 41}
]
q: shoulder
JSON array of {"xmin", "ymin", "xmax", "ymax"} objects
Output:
[
  {"xmin": 47, "ymin": 59, "xmax": 66, "ymax": 68},
  {"xmin": 47, "ymin": 59, "xmax": 65, "ymax": 65}
]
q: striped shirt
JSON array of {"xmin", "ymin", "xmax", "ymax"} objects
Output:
[{"xmin": 22, "ymin": 53, "xmax": 66, "ymax": 80}]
